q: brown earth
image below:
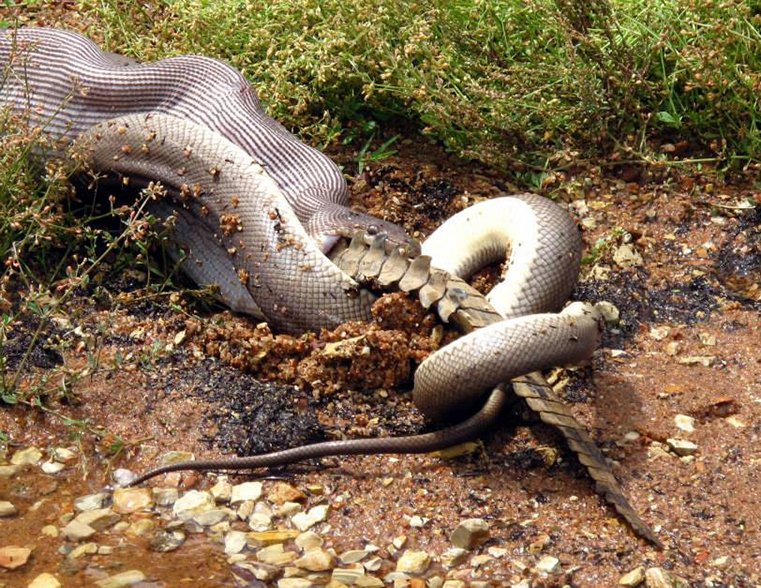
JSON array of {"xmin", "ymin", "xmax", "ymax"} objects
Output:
[
  {"xmin": 2, "ymin": 5, "xmax": 761, "ymax": 587},
  {"xmin": 2, "ymin": 141, "xmax": 760, "ymax": 586}
]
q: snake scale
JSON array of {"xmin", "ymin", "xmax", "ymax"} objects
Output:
[{"xmin": 1, "ymin": 28, "xmax": 660, "ymax": 546}]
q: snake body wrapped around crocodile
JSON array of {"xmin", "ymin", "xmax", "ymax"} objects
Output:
[{"xmin": 0, "ymin": 28, "xmax": 661, "ymax": 546}]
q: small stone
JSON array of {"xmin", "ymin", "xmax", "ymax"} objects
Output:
[
  {"xmin": 191, "ymin": 508, "xmax": 232, "ymax": 527},
  {"xmin": 294, "ymin": 547, "xmax": 335, "ymax": 571},
  {"xmin": 125, "ymin": 519, "xmax": 156, "ymax": 538},
  {"xmin": 268, "ymin": 482, "xmax": 306, "ymax": 505},
  {"xmin": 649, "ymin": 326, "xmax": 670, "ymax": 341},
  {"xmin": 295, "ymin": 531, "xmax": 323, "ymax": 552},
  {"xmin": 339, "ymin": 549, "xmax": 368, "ymax": 564},
  {"xmin": 68, "ymin": 542, "xmax": 98, "ymax": 559},
  {"xmin": 623, "ymin": 431, "xmax": 641, "ymax": 442},
  {"xmin": 442, "ymin": 581, "xmax": 466, "ymax": 588},
  {"xmin": 41, "ymin": 461, "xmax": 66, "ymax": 474},
  {"xmin": 11, "ymin": 447, "xmax": 43, "ymax": 465},
  {"xmin": 52, "ymin": 447, "xmax": 77, "ymax": 462},
  {"xmin": 392, "ymin": 535, "xmax": 407, "ymax": 550},
  {"xmin": 74, "ymin": 493, "xmax": 108, "ymax": 512},
  {"xmin": 149, "ymin": 529, "xmax": 186, "ymax": 552},
  {"xmin": 408, "ymin": 515, "xmax": 427, "ymax": 528},
  {"xmin": 41, "ymin": 525, "xmax": 59, "ymax": 538},
  {"xmin": 487, "ymin": 546, "xmax": 507, "ymax": 559},
  {"xmin": 98, "ymin": 546, "xmax": 114, "ymax": 555},
  {"xmin": 666, "ymin": 438, "xmax": 698, "ymax": 456},
  {"xmin": 528, "ymin": 533, "xmax": 551, "ymax": 553},
  {"xmin": 158, "ymin": 451, "xmax": 195, "ymax": 465},
  {"xmin": 677, "ymin": 355, "xmax": 715, "ymax": 367},
  {"xmin": 74, "ymin": 508, "xmax": 121, "ymax": 531},
  {"xmin": 396, "ymin": 550, "xmax": 431, "ymax": 574},
  {"xmin": 355, "ymin": 575, "xmax": 384, "ymax": 587},
  {"xmin": 332, "ymin": 565, "xmax": 366, "ymax": 584},
  {"xmin": 698, "ymin": 332, "xmax": 716, "ymax": 346},
  {"xmin": 595, "ymin": 301, "xmax": 620, "ymax": 324},
  {"xmin": 111, "ymin": 469, "xmax": 137, "ymax": 487},
  {"xmin": 210, "ymin": 477, "xmax": 233, "ymax": 503},
  {"xmin": 291, "ymin": 504, "xmax": 329, "ymax": 531},
  {"xmin": 440, "ymin": 547, "xmax": 468, "ymax": 568},
  {"xmin": 277, "ymin": 579, "xmax": 313, "ymax": 588},
  {"xmin": 277, "ymin": 501, "xmax": 302, "ymax": 517},
  {"xmin": 112, "ymin": 488, "xmax": 154, "ymax": 514},
  {"xmin": 224, "ymin": 530, "xmax": 248, "ymax": 555},
  {"xmin": 619, "ymin": 566, "xmax": 646, "ymax": 586},
  {"xmin": 231, "ymin": 481, "xmax": 263, "ymax": 504},
  {"xmin": 471, "ymin": 554, "xmax": 492, "ymax": 567},
  {"xmin": 0, "ymin": 546, "xmax": 32, "ymax": 569},
  {"xmin": 710, "ymin": 555, "xmax": 731, "ymax": 569},
  {"xmin": 257, "ymin": 543, "xmax": 298, "ymax": 566},
  {"xmin": 28, "ymin": 572, "xmax": 62, "ymax": 588},
  {"xmin": 152, "ymin": 487, "xmax": 179, "ymax": 507},
  {"xmin": 726, "ymin": 416, "xmax": 746, "ymax": 428},
  {"xmin": 535, "ymin": 555, "xmax": 560, "ymax": 574},
  {"xmin": 247, "ymin": 529, "xmax": 301, "ymax": 547},
  {"xmin": 613, "ymin": 244, "xmax": 643, "ymax": 268},
  {"xmin": 450, "ymin": 518, "xmax": 490, "ymax": 549},
  {"xmin": 248, "ymin": 511, "xmax": 274, "ymax": 531},
  {"xmin": 0, "ymin": 464, "xmax": 20, "ymax": 478},
  {"xmin": 94, "ymin": 570, "xmax": 147, "ymax": 587},
  {"xmin": 62, "ymin": 520, "xmax": 97, "ymax": 541},
  {"xmin": 674, "ymin": 414, "xmax": 695, "ymax": 433},
  {"xmin": 0, "ymin": 500, "xmax": 18, "ymax": 517},
  {"xmin": 173, "ymin": 490, "xmax": 215, "ymax": 520},
  {"xmin": 645, "ymin": 567, "xmax": 688, "ymax": 588},
  {"xmin": 364, "ymin": 556, "xmax": 382, "ymax": 572}
]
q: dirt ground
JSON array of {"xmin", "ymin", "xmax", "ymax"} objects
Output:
[{"xmin": 2, "ymin": 134, "xmax": 760, "ymax": 587}]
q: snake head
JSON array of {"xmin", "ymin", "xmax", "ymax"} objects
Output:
[{"xmin": 308, "ymin": 204, "xmax": 421, "ymax": 258}]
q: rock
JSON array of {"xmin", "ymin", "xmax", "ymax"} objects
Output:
[
  {"xmin": 613, "ymin": 244, "xmax": 643, "ymax": 268},
  {"xmin": 111, "ymin": 469, "xmax": 137, "ymax": 487},
  {"xmin": 277, "ymin": 579, "xmax": 313, "ymax": 588},
  {"xmin": 293, "ymin": 547, "xmax": 335, "ymax": 571},
  {"xmin": 440, "ymin": 547, "xmax": 468, "ymax": 568},
  {"xmin": 595, "ymin": 301, "xmax": 620, "ymax": 324},
  {"xmin": 41, "ymin": 461, "xmax": 66, "ymax": 474},
  {"xmin": 248, "ymin": 511, "xmax": 274, "ymax": 531},
  {"xmin": 62, "ymin": 520, "xmax": 97, "ymax": 541},
  {"xmin": 247, "ymin": 529, "xmax": 301, "ymax": 547},
  {"xmin": 51, "ymin": 447, "xmax": 77, "ymax": 462},
  {"xmin": 535, "ymin": 555, "xmax": 560, "ymax": 574},
  {"xmin": 295, "ymin": 531, "xmax": 323, "ymax": 552},
  {"xmin": 210, "ymin": 477, "xmax": 233, "ymax": 503},
  {"xmin": 112, "ymin": 487, "xmax": 154, "ymax": 514},
  {"xmin": 487, "ymin": 546, "xmax": 507, "ymax": 559},
  {"xmin": 291, "ymin": 504, "xmax": 329, "ymax": 531},
  {"xmin": 338, "ymin": 549, "xmax": 368, "ymax": 564},
  {"xmin": 649, "ymin": 326, "xmax": 671, "ymax": 341},
  {"xmin": 94, "ymin": 569, "xmax": 147, "ymax": 587},
  {"xmin": 41, "ymin": 525, "xmax": 58, "ymax": 538},
  {"xmin": 0, "ymin": 464, "xmax": 20, "ymax": 478},
  {"xmin": 645, "ymin": 567, "xmax": 688, "ymax": 588},
  {"xmin": 619, "ymin": 566, "xmax": 646, "ymax": 586},
  {"xmin": 191, "ymin": 508, "xmax": 232, "ymax": 527},
  {"xmin": 354, "ymin": 575, "xmax": 384, "ymax": 587},
  {"xmin": 0, "ymin": 500, "xmax": 18, "ymax": 517},
  {"xmin": 396, "ymin": 550, "xmax": 431, "ymax": 574},
  {"xmin": 74, "ymin": 508, "xmax": 121, "ymax": 531},
  {"xmin": 332, "ymin": 565, "xmax": 365, "ymax": 585},
  {"xmin": 666, "ymin": 438, "xmax": 698, "ymax": 457},
  {"xmin": 268, "ymin": 482, "xmax": 307, "ymax": 505},
  {"xmin": 257, "ymin": 543, "xmax": 298, "ymax": 566},
  {"xmin": 450, "ymin": 518, "xmax": 490, "ymax": 549},
  {"xmin": 74, "ymin": 493, "xmax": 108, "ymax": 512},
  {"xmin": 68, "ymin": 542, "xmax": 98, "ymax": 559},
  {"xmin": 230, "ymin": 481, "xmax": 263, "ymax": 504},
  {"xmin": 28, "ymin": 572, "xmax": 62, "ymax": 588},
  {"xmin": 157, "ymin": 451, "xmax": 195, "ymax": 466},
  {"xmin": 0, "ymin": 545, "xmax": 32, "ymax": 569},
  {"xmin": 11, "ymin": 447, "xmax": 43, "ymax": 465},
  {"xmin": 442, "ymin": 581, "xmax": 466, "ymax": 588},
  {"xmin": 173, "ymin": 490, "xmax": 215, "ymax": 520},
  {"xmin": 224, "ymin": 530, "xmax": 248, "ymax": 555},
  {"xmin": 152, "ymin": 487, "xmax": 179, "ymax": 507},
  {"xmin": 149, "ymin": 529, "xmax": 186, "ymax": 552},
  {"xmin": 674, "ymin": 415, "xmax": 695, "ymax": 433},
  {"xmin": 125, "ymin": 518, "xmax": 155, "ymax": 538}
]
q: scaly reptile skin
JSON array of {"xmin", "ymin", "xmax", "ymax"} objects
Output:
[
  {"xmin": 0, "ymin": 28, "xmax": 659, "ymax": 546},
  {"xmin": 0, "ymin": 27, "xmax": 414, "ymax": 326}
]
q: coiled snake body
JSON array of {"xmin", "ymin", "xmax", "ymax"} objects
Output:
[{"xmin": 1, "ymin": 28, "xmax": 660, "ymax": 545}]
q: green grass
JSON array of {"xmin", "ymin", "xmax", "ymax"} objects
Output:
[{"xmin": 82, "ymin": 0, "xmax": 760, "ymax": 170}]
